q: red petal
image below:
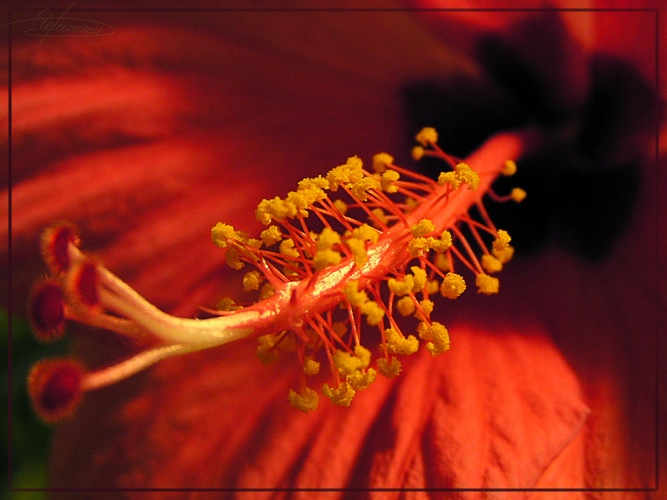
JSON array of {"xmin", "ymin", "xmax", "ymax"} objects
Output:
[
  {"xmin": 366, "ymin": 328, "xmax": 589, "ymax": 493},
  {"xmin": 234, "ymin": 377, "xmax": 395, "ymax": 492}
]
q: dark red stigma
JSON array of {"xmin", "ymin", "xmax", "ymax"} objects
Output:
[
  {"xmin": 41, "ymin": 223, "xmax": 80, "ymax": 274},
  {"xmin": 28, "ymin": 280, "xmax": 66, "ymax": 342},
  {"xmin": 28, "ymin": 359, "xmax": 84, "ymax": 423}
]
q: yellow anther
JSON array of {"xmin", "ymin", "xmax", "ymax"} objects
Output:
[
  {"xmin": 333, "ymin": 199, "xmax": 348, "ymax": 215},
  {"xmin": 411, "ymin": 219, "xmax": 435, "ymax": 238},
  {"xmin": 256, "ymin": 205, "xmax": 272, "ymax": 225},
  {"xmin": 288, "ymin": 386, "xmax": 319, "ymax": 412},
  {"xmin": 215, "ymin": 297, "xmax": 241, "ymax": 311},
  {"xmin": 492, "ymin": 230, "xmax": 512, "ymax": 253},
  {"xmin": 380, "ymin": 170, "xmax": 400, "ymax": 193},
  {"xmin": 351, "ymin": 176, "xmax": 381, "ymax": 201},
  {"xmin": 243, "ymin": 270, "xmax": 262, "ymax": 291},
  {"xmin": 313, "ymin": 249, "xmax": 342, "ymax": 270},
  {"xmin": 333, "ymin": 349, "xmax": 363, "ymax": 376},
  {"xmin": 377, "ymin": 356, "xmax": 402, "ymax": 378},
  {"xmin": 408, "ymin": 237, "xmax": 429, "ymax": 257},
  {"xmin": 347, "ymin": 155, "xmax": 363, "ymax": 170},
  {"xmin": 354, "ymin": 345, "xmax": 371, "ymax": 369},
  {"xmin": 418, "ymin": 321, "xmax": 450, "ymax": 355},
  {"xmin": 385, "ymin": 328, "xmax": 419, "ymax": 355},
  {"xmin": 286, "ymin": 190, "xmax": 310, "ymax": 212},
  {"xmin": 502, "ymin": 159, "xmax": 517, "ymax": 176},
  {"xmin": 211, "ymin": 223, "xmax": 237, "ymax": 248},
  {"xmin": 344, "ymin": 281, "xmax": 368, "ymax": 307},
  {"xmin": 409, "ymin": 233, "xmax": 453, "ymax": 256},
  {"xmin": 345, "ymin": 240, "xmax": 364, "ymax": 268},
  {"xmin": 299, "ymin": 175, "xmax": 329, "ymax": 190},
  {"xmin": 316, "ymin": 227, "xmax": 342, "ymax": 250},
  {"xmin": 492, "ymin": 245, "xmax": 515, "ymax": 264},
  {"xmin": 426, "ymin": 342, "xmax": 448, "ymax": 355},
  {"xmin": 352, "ymin": 223, "xmax": 379, "ymax": 244},
  {"xmin": 411, "ymin": 145, "xmax": 425, "ymax": 161},
  {"xmin": 437, "ymin": 171, "xmax": 461, "ymax": 189},
  {"xmin": 256, "ymin": 196, "xmax": 298, "ymax": 224},
  {"xmin": 260, "ymin": 226, "xmax": 282, "ymax": 247},
  {"xmin": 440, "ymin": 272, "xmax": 466, "ymax": 299},
  {"xmin": 247, "ymin": 238, "xmax": 262, "ymax": 250},
  {"xmin": 511, "ymin": 187, "xmax": 527, "ymax": 202},
  {"xmin": 360, "ymin": 300, "xmax": 385, "ymax": 326},
  {"xmin": 455, "ymin": 163, "xmax": 480, "ymax": 190},
  {"xmin": 434, "ymin": 253, "xmax": 451, "ymax": 272},
  {"xmin": 345, "ymin": 238, "xmax": 366, "ymax": 267},
  {"xmin": 256, "ymin": 334, "xmax": 279, "ymax": 365},
  {"xmin": 440, "ymin": 230, "xmax": 453, "ymax": 248},
  {"xmin": 396, "ymin": 296, "xmax": 416, "ymax": 316},
  {"xmin": 370, "ymin": 208, "xmax": 388, "ymax": 229},
  {"xmin": 303, "ymin": 358, "xmax": 320, "ymax": 376},
  {"xmin": 279, "ymin": 238, "xmax": 300, "ymax": 258},
  {"xmin": 347, "ymin": 368, "xmax": 377, "ymax": 391},
  {"xmin": 481, "ymin": 254, "xmax": 503, "ymax": 274},
  {"xmin": 258, "ymin": 282, "xmax": 275, "ymax": 300},
  {"xmin": 476, "ymin": 273, "xmax": 500, "ymax": 294},
  {"xmin": 410, "ymin": 266, "xmax": 428, "ymax": 292},
  {"xmin": 323, "ymin": 381, "xmax": 356, "ymax": 407},
  {"xmin": 327, "ymin": 156, "xmax": 365, "ymax": 191},
  {"xmin": 387, "ymin": 275, "xmax": 415, "ymax": 296},
  {"xmin": 297, "ymin": 176, "xmax": 329, "ymax": 203},
  {"xmin": 372, "ymin": 152, "xmax": 394, "ymax": 173},
  {"xmin": 415, "ymin": 299, "xmax": 434, "ymax": 321},
  {"xmin": 429, "ymin": 230, "xmax": 452, "ymax": 253},
  {"xmin": 415, "ymin": 127, "xmax": 438, "ymax": 146},
  {"xmin": 225, "ymin": 247, "xmax": 244, "ymax": 270},
  {"xmin": 427, "ymin": 279, "xmax": 439, "ymax": 295}
]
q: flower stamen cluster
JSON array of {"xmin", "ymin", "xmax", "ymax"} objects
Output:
[{"xmin": 27, "ymin": 128, "xmax": 526, "ymax": 420}]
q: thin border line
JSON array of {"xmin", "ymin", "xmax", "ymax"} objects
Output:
[
  {"xmin": 6, "ymin": 487, "xmax": 660, "ymax": 493},
  {"xmin": 6, "ymin": 5, "xmax": 660, "ymax": 494},
  {"xmin": 7, "ymin": 7, "xmax": 660, "ymax": 12},
  {"xmin": 6, "ymin": 5, "xmax": 13, "ymax": 494},
  {"xmin": 653, "ymin": 5, "xmax": 661, "ymax": 493}
]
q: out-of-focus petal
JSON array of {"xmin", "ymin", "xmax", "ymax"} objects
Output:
[
  {"xmin": 498, "ymin": 168, "xmax": 661, "ymax": 493},
  {"xmin": 401, "ymin": 4, "xmax": 663, "ymax": 487},
  {"xmin": 412, "ymin": 0, "xmax": 663, "ymax": 76},
  {"xmin": 359, "ymin": 327, "xmax": 589, "ymax": 495}
]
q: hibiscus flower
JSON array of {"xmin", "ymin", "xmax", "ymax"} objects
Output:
[{"xmin": 4, "ymin": 2, "xmax": 664, "ymax": 498}]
